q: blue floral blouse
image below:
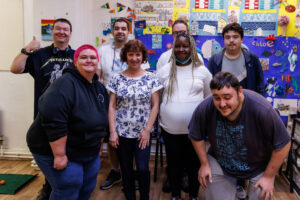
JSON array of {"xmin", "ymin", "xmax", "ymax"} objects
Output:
[{"xmin": 107, "ymin": 72, "xmax": 163, "ymax": 138}]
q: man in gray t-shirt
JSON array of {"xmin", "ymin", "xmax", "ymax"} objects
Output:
[
  {"xmin": 189, "ymin": 72, "xmax": 290, "ymax": 200},
  {"xmin": 207, "ymin": 23, "xmax": 264, "ymax": 96},
  {"xmin": 222, "ymin": 53, "xmax": 246, "ymax": 82}
]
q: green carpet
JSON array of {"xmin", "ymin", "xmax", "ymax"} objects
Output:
[{"xmin": 0, "ymin": 174, "xmax": 36, "ymax": 194}]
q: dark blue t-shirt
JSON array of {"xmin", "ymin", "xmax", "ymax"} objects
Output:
[
  {"xmin": 24, "ymin": 44, "xmax": 75, "ymax": 118},
  {"xmin": 189, "ymin": 89, "xmax": 290, "ymax": 179}
]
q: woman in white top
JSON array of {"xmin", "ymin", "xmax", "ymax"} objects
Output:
[
  {"xmin": 107, "ymin": 39, "xmax": 162, "ymax": 200},
  {"xmin": 157, "ymin": 33, "xmax": 212, "ymax": 200}
]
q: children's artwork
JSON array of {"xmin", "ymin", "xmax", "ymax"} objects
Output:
[
  {"xmin": 102, "ymin": 22, "xmax": 112, "ymax": 36},
  {"xmin": 296, "ymin": 10, "xmax": 300, "ymax": 28},
  {"xmin": 143, "ymin": 26, "xmax": 171, "ymax": 34},
  {"xmin": 128, "ymin": 10, "xmax": 136, "ymax": 19},
  {"xmin": 41, "ymin": 19, "xmax": 55, "ymax": 41},
  {"xmin": 288, "ymin": 45, "xmax": 298, "ymax": 72},
  {"xmin": 189, "ymin": 0, "xmax": 279, "ymax": 36},
  {"xmin": 229, "ymin": 0, "xmax": 242, "ymax": 7},
  {"xmin": 96, "ymin": 37, "xmax": 100, "ymax": 47},
  {"xmin": 228, "ymin": 9, "xmax": 239, "ymax": 23},
  {"xmin": 152, "ymin": 35, "xmax": 162, "ymax": 49},
  {"xmin": 273, "ymin": 98, "xmax": 298, "ymax": 116},
  {"xmin": 200, "ymin": 39, "xmax": 222, "ymax": 60},
  {"xmin": 135, "ymin": 0, "xmax": 173, "ymax": 29},
  {"xmin": 260, "ymin": 58, "xmax": 269, "ymax": 71},
  {"xmin": 203, "ymin": 24, "xmax": 216, "ymax": 35},
  {"xmin": 135, "ymin": 20, "xmax": 146, "ymax": 29},
  {"xmin": 217, "ymin": 18, "xmax": 226, "ymax": 33},
  {"xmin": 137, "ymin": 34, "xmax": 300, "ymax": 101}
]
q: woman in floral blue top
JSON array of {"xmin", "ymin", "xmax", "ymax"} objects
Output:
[{"xmin": 107, "ymin": 39, "xmax": 162, "ymax": 200}]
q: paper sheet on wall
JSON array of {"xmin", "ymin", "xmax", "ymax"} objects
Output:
[
  {"xmin": 152, "ymin": 35, "xmax": 162, "ymax": 49},
  {"xmin": 273, "ymin": 98, "xmax": 298, "ymax": 116}
]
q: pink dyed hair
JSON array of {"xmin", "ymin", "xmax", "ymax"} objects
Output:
[{"xmin": 73, "ymin": 44, "xmax": 99, "ymax": 65}]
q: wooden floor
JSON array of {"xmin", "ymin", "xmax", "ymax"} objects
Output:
[{"xmin": 0, "ymin": 157, "xmax": 298, "ymax": 200}]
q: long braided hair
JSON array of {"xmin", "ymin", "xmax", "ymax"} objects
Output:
[{"xmin": 166, "ymin": 33, "xmax": 203, "ymax": 102}]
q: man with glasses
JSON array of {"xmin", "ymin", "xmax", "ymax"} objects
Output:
[
  {"xmin": 11, "ymin": 18, "xmax": 74, "ymax": 200},
  {"xmin": 156, "ymin": 19, "xmax": 204, "ymax": 71},
  {"xmin": 97, "ymin": 18, "xmax": 149, "ymax": 190}
]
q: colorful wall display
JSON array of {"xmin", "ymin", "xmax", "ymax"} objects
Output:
[
  {"xmin": 135, "ymin": 0, "xmax": 173, "ymax": 33},
  {"xmin": 137, "ymin": 34, "xmax": 300, "ymax": 120},
  {"xmin": 132, "ymin": 0, "xmax": 300, "ymax": 36}
]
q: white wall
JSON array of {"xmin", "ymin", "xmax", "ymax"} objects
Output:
[
  {"xmin": 0, "ymin": 0, "xmax": 134, "ymax": 157},
  {"xmin": 0, "ymin": 0, "xmax": 34, "ymax": 157},
  {"xmin": 0, "ymin": 0, "xmax": 23, "ymax": 71},
  {"xmin": 34, "ymin": 0, "xmax": 134, "ymax": 49}
]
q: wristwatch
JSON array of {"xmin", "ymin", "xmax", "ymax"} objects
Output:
[{"xmin": 21, "ymin": 48, "xmax": 31, "ymax": 55}]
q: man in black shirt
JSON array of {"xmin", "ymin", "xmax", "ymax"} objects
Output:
[{"xmin": 10, "ymin": 18, "xmax": 75, "ymax": 200}]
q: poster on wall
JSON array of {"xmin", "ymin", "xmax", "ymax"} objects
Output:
[
  {"xmin": 41, "ymin": 19, "xmax": 55, "ymax": 41},
  {"xmin": 273, "ymin": 98, "xmax": 298, "ymax": 116},
  {"xmin": 189, "ymin": 0, "xmax": 279, "ymax": 36},
  {"xmin": 135, "ymin": 0, "xmax": 173, "ymax": 34}
]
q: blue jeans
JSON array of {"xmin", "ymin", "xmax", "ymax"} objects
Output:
[
  {"xmin": 117, "ymin": 136, "xmax": 151, "ymax": 200},
  {"xmin": 33, "ymin": 153, "xmax": 100, "ymax": 200}
]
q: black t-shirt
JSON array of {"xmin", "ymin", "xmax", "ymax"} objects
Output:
[
  {"xmin": 189, "ymin": 89, "xmax": 290, "ymax": 179},
  {"xmin": 23, "ymin": 44, "xmax": 75, "ymax": 118}
]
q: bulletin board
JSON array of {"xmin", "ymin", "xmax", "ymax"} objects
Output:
[
  {"xmin": 130, "ymin": 0, "xmax": 300, "ymax": 36},
  {"xmin": 137, "ymin": 34, "xmax": 300, "ymax": 121},
  {"xmin": 95, "ymin": 0, "xmax": 300, "ymax": 121}
]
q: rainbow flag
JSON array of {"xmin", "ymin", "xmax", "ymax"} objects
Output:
[
  {"xmin": 117, "ymin": 3, "xmax": 126, "ymax": 12},
  {"xmin": 101, "ymin": 3, "xmax": 110, "ymax": 9}
]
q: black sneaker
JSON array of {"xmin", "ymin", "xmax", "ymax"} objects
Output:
[
  {"xmin": 236, "ymin": 185, "xmax": 247, "ymax": 199},
  {"xmin": 162, "ymin": 178, "xmax": 171, "ymax": 193},
  {"xmin": 135, "ymin": 179, "xmax": 139, "ymax": 190},
  {"xmin": 171, "ymin": 196, "xmax": 182, "ymax": 200},
  {"xmin": 181, "ymin": 175, "xmax": 189, "ymax": 193},
  {"xmin": 100, "ymin": 169, "xmax": 121, "ymax": 190},
  {"xmin": 36, "ymin": 182, "xmax": 51, "ymax": 200}
]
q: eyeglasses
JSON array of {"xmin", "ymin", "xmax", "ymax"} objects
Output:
[
  {"xmin": 53, "ymin": 26, "xmax": 70, "ymax": 32},
  {"xmin": 172, "ymin": 30, "xmax": 187, "ymax": 35}
]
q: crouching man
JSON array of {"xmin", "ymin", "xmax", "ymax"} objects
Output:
[{"xmin": 189, "ymin": 72, "xmax": 290, "ymax": 200}]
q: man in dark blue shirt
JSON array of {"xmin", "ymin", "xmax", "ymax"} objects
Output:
[
  {"xmin": 189, "ymin": 72, "xmax": 290, "ymax": 200},
  {"xmin": 10, "ymin": 18, "xmax": 74, "ymax": 200}
]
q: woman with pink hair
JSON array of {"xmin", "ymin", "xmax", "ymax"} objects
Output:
[{"xmin": 26, "ymin": 44, "xmax": 109, "ymax": 200}]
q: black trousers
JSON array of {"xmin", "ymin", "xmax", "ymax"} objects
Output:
[
  {"xmin": 117, "ymin": 136, "xmax": 151, "ymax": 200},
  {"xmin": 161, "ymin": 128, "xmax": 200, "ymax": 197}
]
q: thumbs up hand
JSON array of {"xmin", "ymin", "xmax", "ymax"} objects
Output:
[{"xmin": 24, "ymin": 36, "xmax": 41, "ymax": 52}]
